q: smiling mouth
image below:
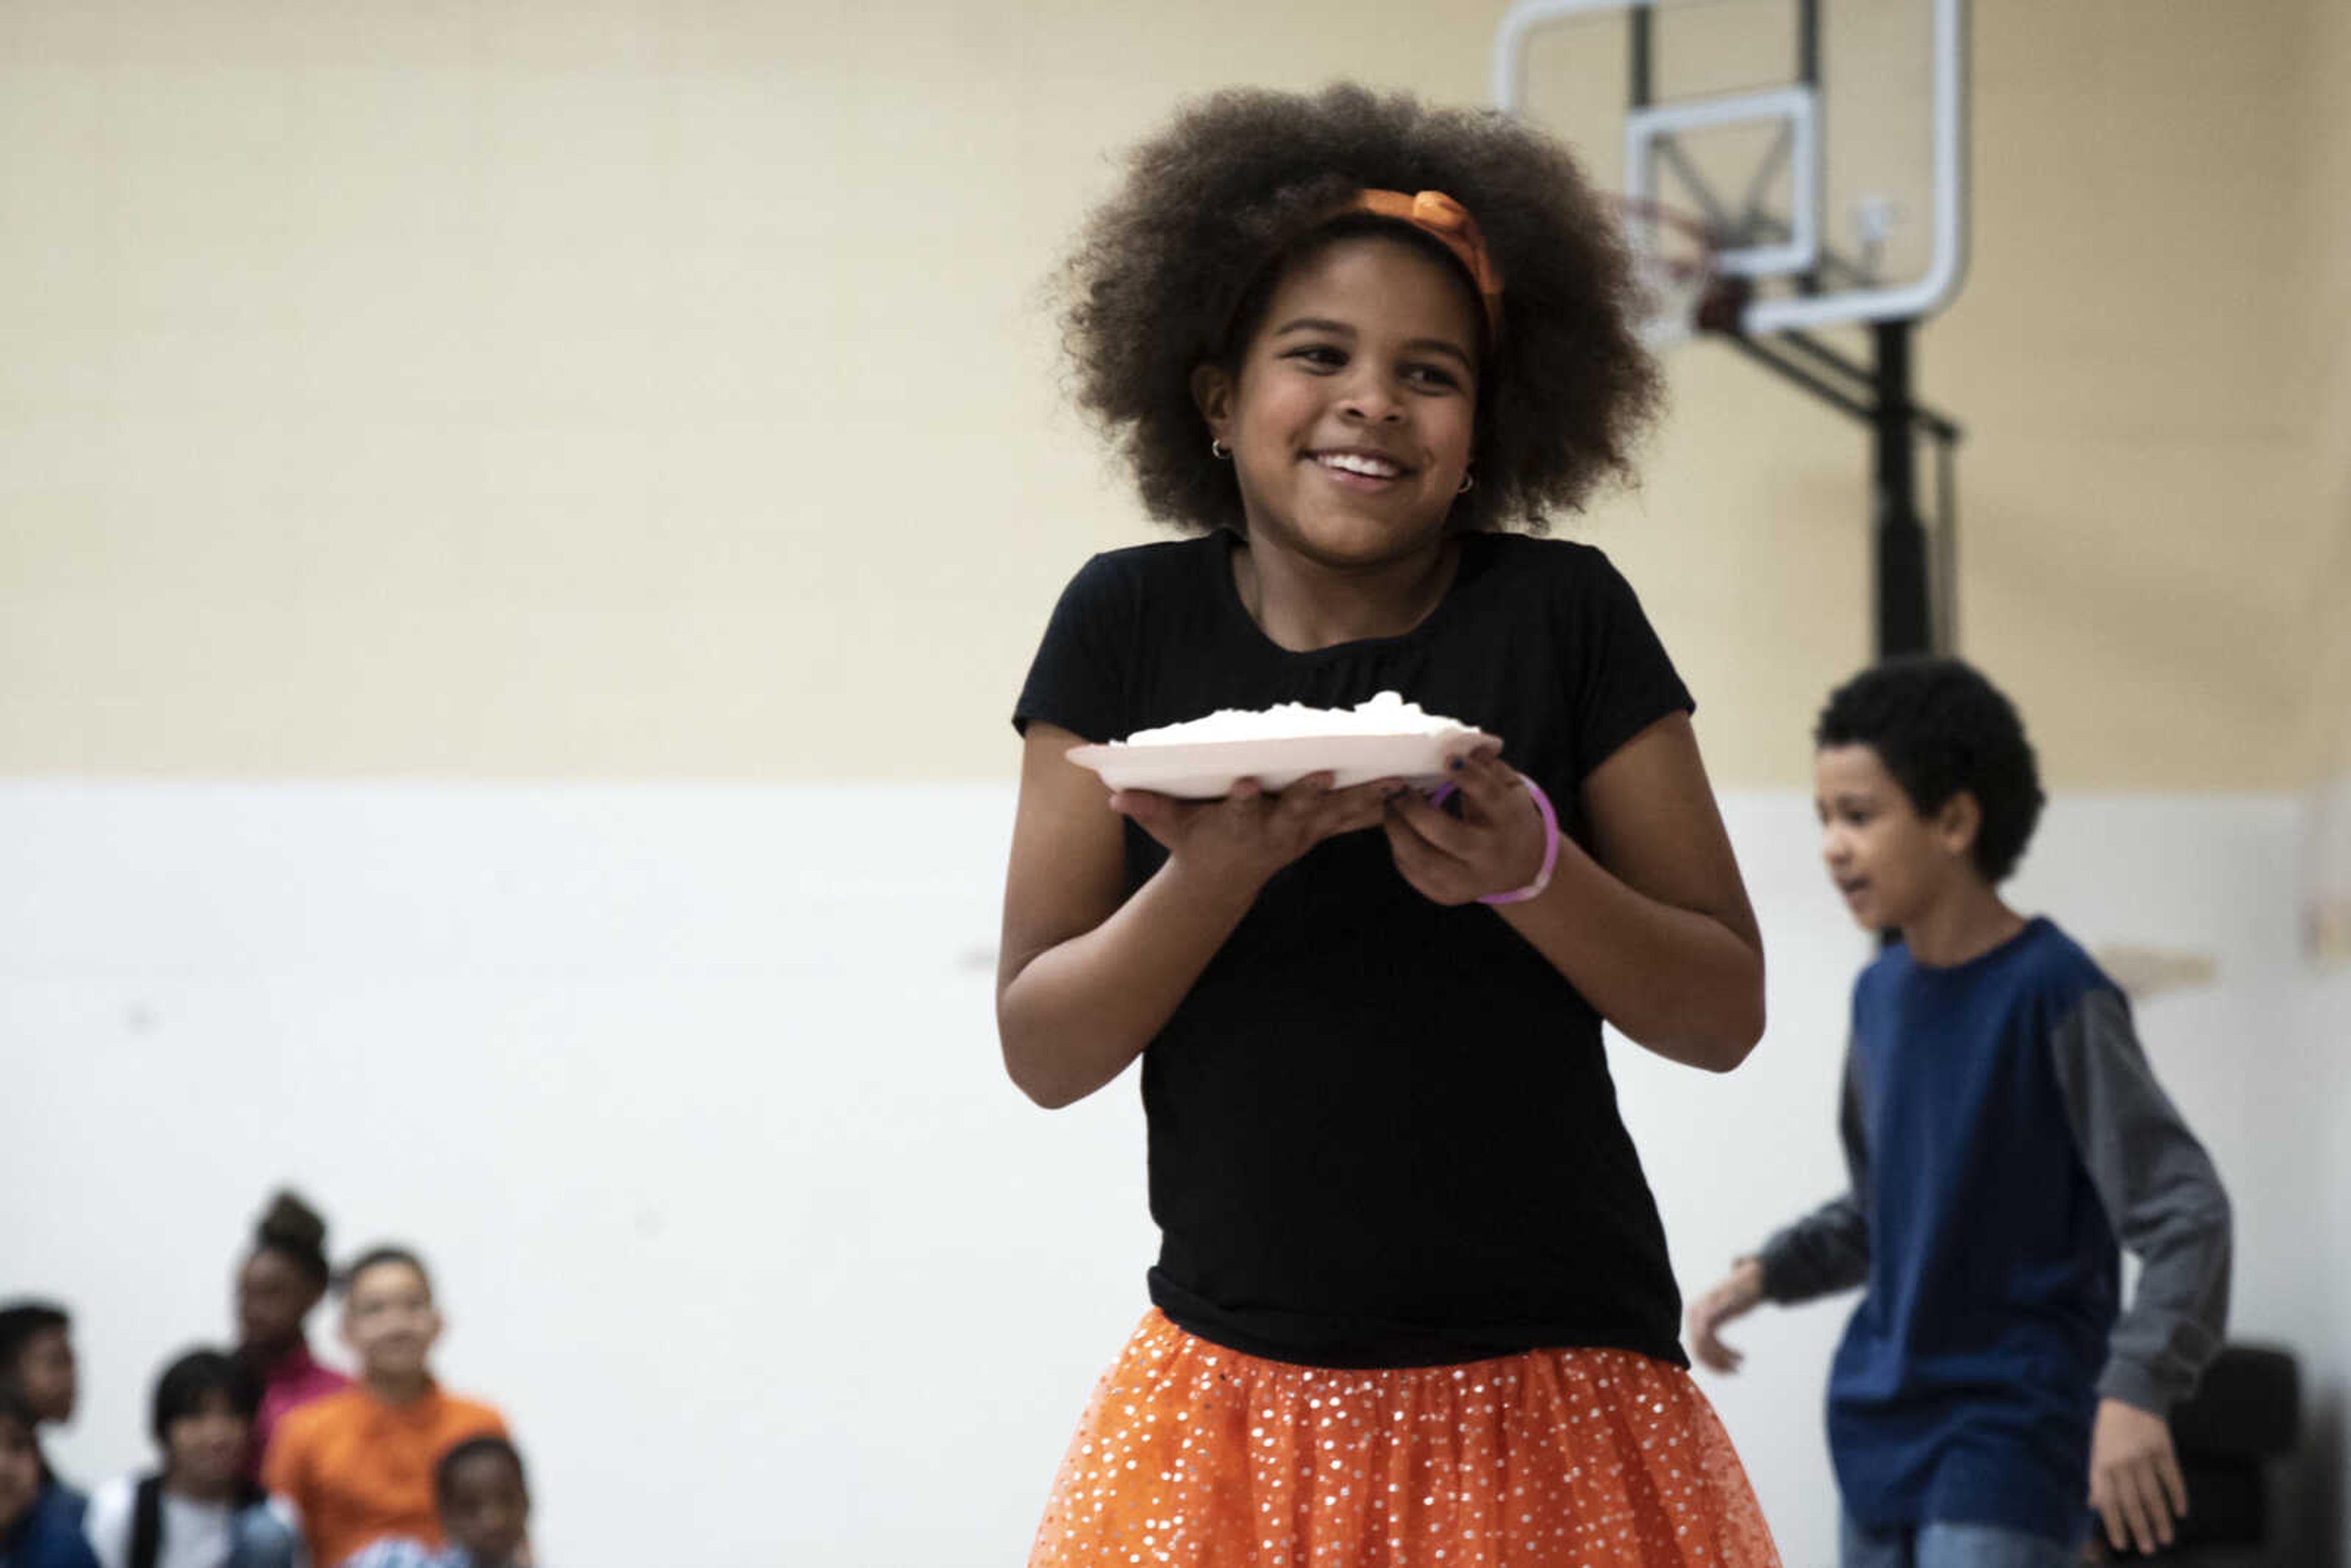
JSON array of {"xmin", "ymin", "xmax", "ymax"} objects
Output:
[{"xmin": 1310, "ymin": 450, "xmax": 1411, "ymax": 482}]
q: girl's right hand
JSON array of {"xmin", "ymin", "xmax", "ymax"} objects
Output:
[
  {"xmin": 1685, "ymin": 1257, "xmax": 1768, "ymax": 1373},
  {"xmin": 1109, "ymin": 773, "xmax": 1397, "ymax": 892}
]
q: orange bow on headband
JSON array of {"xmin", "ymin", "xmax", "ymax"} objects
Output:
[{"xmin": 1350, "ymin": 188, "xmax": 1505, "ymax": 339}]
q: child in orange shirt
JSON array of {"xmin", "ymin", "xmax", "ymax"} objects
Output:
[{"xmin": 263, "ymin": 1249, "xmax": 506, "ymax": 1568}]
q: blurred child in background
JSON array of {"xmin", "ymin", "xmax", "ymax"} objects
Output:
[
  {"xmin": 1685, "ymin": 658, "xmax": 2232, "ymax": 1566},
  {"xmin": 343, "ymin": 1437, "xmax": 532, "ymax": 1568},
  {"xmin": 0, "ymin": 1389, "xmax": 96, "ymax": 1568},
  {"xmin": 82, "ymin": 1349, "xmax": 298, "ymax": 1568},
  {"xmin": 0, "ymin": 1305, "xmax": 81, "ymax": 1519},
  {"xmin": 231, "ymin": 1193, "xmax": 349, "ymax": 1477},
  {"xmin": 264, "ymin": 1249, "xmax": 506, "ymax": 1568}
]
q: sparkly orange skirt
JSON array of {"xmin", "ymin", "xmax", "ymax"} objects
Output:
[{"xmin": 1029, "ymin": 1310, "xmax": 1779, "ymax": 1567}]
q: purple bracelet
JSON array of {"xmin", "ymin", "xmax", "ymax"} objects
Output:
[{"xmin": 1428, "ymin": 771, "xmax": 1561, "ymax": 906}]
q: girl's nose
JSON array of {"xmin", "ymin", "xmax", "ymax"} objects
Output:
[{"xmin": 1338, "ymin": 372, "xmax": 1404, "ymax": 422}]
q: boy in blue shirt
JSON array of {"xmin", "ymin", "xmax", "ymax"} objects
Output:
[
  {"xmin": 0, "ymin": 1305, "xmax": 82, "ymax": 1528},
  {"xmin": 1687, "ymin": 658, "xmax": 2232, "ymax": 1566},
  {"xmin": 0, "ymin": 1390, "xmax": 97, "ymax": 1568}
]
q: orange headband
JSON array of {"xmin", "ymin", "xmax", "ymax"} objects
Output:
[{"xmin": 1349, "ymin": 188, "xmax": 1505, "ymax": 339}]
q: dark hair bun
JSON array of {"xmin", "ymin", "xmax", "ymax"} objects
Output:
[
  {"xmin": 257, "ymin": 1190, "xmax": 328, "ymax": 1253},
  {"xmin": 253, "ymin": 1190, "xmax": 333, "ymax": 1288}
]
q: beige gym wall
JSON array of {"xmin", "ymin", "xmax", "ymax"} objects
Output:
[
  {"xmin": 0, "ymin": 0, "xmax": 2338, "ymax": 787},
  {"xmin": 2297, "ymin": 0, "xmax": 2351, "ymax": 784}
]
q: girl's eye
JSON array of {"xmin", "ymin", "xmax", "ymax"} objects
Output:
[
  {"xmin": 1284, "ymin": 345, "xmax": 1345, "ymax": 369},
  {"xmin": 1403, "ymin": 363, "xmax": 1461, "ymax": 391}
]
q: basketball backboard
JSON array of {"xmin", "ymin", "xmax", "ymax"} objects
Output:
[{"xmin": 1493, "ymin": 0, "xmax": 1968, "ymax": 340}]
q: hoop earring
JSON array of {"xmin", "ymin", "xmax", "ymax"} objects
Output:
[
  {"xmin": 1457, "ymin": 470, "xmax": 1475, "ymax": 495},
  {"xmin": 1210, "ymin": 439, "xmax": 1231, "ymax": 459}
]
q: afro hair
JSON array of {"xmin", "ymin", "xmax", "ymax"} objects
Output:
[{"xmin": 1059, "ymin": 83, "xmax": 1660, "ymax": 536}]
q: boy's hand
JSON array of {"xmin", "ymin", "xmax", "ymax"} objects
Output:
[
  {"xmin": 1110, "ymin": 773, "xmax": 1396, "ymax": 891},
  {"xmin": 1381, "ymin": 747, "xmax": 1545, "ymax": 904},
  {"xmin": 2088, "ymin": 1398, "xmax": 2188, "ymax": 1556},
  {"xmin": 1685, "ymin": 1258, "xmax": 1767, "ymax": 1373}
]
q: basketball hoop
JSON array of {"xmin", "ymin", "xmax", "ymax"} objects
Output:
[{"xmin": 1612, "ymin": 196, "xmax": 1734, "ymax": 348}]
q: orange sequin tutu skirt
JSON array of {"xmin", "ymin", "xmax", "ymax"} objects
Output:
[{"xmin": 1029, "ymin": 1310, "xmax": 1780, "ymax": 1567}]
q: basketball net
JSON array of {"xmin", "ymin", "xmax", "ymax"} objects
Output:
[{"xmin": 1613, "ymin": 197, "xmax": 1723, "ymax": 350}]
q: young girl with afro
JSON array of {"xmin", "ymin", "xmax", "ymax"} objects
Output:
[{"xmin": 1000, "ymin": 84, "xmax": 1780, "ymax": 1566}]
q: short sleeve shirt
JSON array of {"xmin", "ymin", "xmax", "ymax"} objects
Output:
[
  {"xmin": 249, "ymin": 1342, "xmax": 351, "ymax": 1480},
  {"xmin": 263, "ymin": 1386, "xmax": 506, "ymax": 1568},
  {"xmin": 1014, "ymin": 531, "xmax": 1697, "ymax": 1367}
]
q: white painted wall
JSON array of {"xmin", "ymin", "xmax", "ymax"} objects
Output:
[
  {"xmin": 2297, "ymin": 967, "xmax": 2351, "ymax": 1567},
  {"xmin": 1, "ymin": 786, "xmax": 2338, "ymax": 1565}
]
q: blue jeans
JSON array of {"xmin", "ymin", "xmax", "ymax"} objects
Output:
[{"xmin": 1840, "ymin": 1514, "xmax": 2083, "ymax": 1568}]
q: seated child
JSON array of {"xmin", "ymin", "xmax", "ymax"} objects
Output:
[
  {"xmin": 1685, "ymin": 657, "xmax": 2233, "ymax": 1566},
  {"xmin": 83, "ymin": 1349, "xmax": 299, "ymax": 1568},
  {"xmin": 0, "ymin": 1303, "xmax": 81, "ymax": 1518},
  {"xmin": 1, "ymin": 1388, "xmax": 98, "ymax": 1568},
  {"xmin": 262, "ymin": 1248, "xmax": 506, "ymax": 1568},
  {"xmin": 233, "ymin": 1191, "xmax": 352, "ymax": 1477},
  {"xmin": 341, "ymin": 1437, "xmax": 531, "ymax": 1568}
]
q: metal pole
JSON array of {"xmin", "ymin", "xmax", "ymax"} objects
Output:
[
  {"xmin": 1935, "ymin": 433, "xmax": 1960, "ymax": 653},
  {"xmin": 1797, "ymin": 0, "xmax": 1821, "ymax": 296},
  {"xmin": 1874, "ymin": 319, "xmax": 1932, "ymax": 659},
  {"xmin": 1630, "ymin": 4, "xmax": 1653, "ymax": 108}
]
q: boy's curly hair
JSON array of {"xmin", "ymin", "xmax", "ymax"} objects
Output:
[
  {"xmin": 1816, "ymin": 657, "xmax": 2047, "ymax": 885},
  {"xmin": 1060, "ymin": 83, "xmax": 1660, "ymax": 535}
]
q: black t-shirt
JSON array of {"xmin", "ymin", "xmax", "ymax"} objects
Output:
[{"xmin": 1013, "ymin": 530, "xmax": 1697, "ymax": 1368}]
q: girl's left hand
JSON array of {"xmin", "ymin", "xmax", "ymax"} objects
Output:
[{"xmin": 1382, "ymin": 746, "xmax": 1548, "ymax": 905}]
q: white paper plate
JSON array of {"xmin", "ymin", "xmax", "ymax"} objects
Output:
[{"xmin": 1067, "ymin": 727, "xmax": 1496, "ymax": 800}]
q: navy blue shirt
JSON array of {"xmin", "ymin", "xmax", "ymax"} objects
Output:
[
  {"xmin": 1835, "ymin": 919, "xmax": 2117, "ymax": 1541},
  {"xmin": 0, "ymin": 1484, "xmax": 99, "ymax": 1568},
  {"xmin": 1762, "ymin": 917, "xmax": 2231, "ymax": 1545}
]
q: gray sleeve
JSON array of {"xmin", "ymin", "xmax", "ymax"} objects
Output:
[
  {"xmin": 2050, "ymin": 986, "xmax": 2234, "ymax": 1414},
  {"xmin": 1757, "ymin": 1040, "xmax": 1872, "ymax": 1304}
]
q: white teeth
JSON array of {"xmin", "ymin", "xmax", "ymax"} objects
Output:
[{"xmin": 1316, "ymin": 451, "xmax": 1402, "ymax": 478}]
